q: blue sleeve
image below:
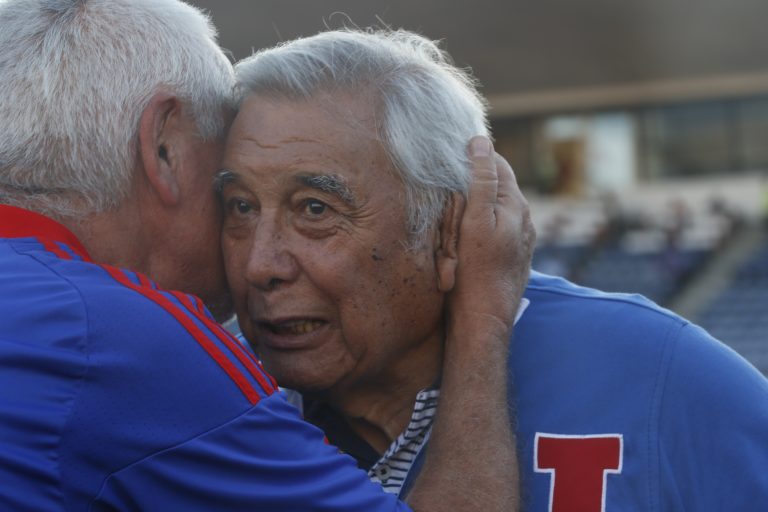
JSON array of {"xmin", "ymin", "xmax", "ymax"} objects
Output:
[
  {"xmin": 92, "ymin": 393, "xmax": 411, "ymax": 512},
  {"xmin": 657, "ymin": 323, "xmax": 768, "ymax": 509}
]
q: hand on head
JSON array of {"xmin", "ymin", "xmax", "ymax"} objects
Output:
[{"xmin": 447, "ymin": 136, "xmax": 536, "ymax": 341}]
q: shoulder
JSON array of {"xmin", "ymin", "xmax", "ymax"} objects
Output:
[
  {"xmin": 3, "ymin": 238, "xmax": 278, "ymax": 413},
  {"xmin": 654, "ymin": 323, "xmax": 768, "ymax": 506},
  {"xmin": 68, "ymin": 263, "xmax": 278, "ymax": 415},
  {"xmin": 522, "ymin": 271, "xmax": 762, "ymax": 373},
  {"xmin": 0, "ymin": 238, "xmax": 90, "ymax": 352},
  {"xmin": 517, "ymin": 272, "xmax": 763, "ymax": 383},
  {"xmin": 660, "ymin": 321, "xmax": 768, "ymax": 427},
  {"xmin": 520, "ymin": 271, "xmax": 686, "ymax": 355},
  {"xmin": 525, "ymin": 271, "xmax": 683, "ymax": 322},
  {"xmin": 512, "ymin": 273, "xmax": 690, "ymax": 416}
]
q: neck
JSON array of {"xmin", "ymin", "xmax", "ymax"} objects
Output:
[
  {"xmin": 63, "ymin": 184, "xmax": 162, "ymax": 277},
  {"xmin": 319, "ymin": 336, "xmax": 443, "ymax": 454}
]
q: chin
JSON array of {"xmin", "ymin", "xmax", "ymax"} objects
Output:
[{"xmin": 264, "ymin": 363, "xmax": 336, "ymax": 395}]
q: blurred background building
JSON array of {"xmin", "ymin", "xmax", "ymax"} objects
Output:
[{"xmin": 190, "ymin": 0, "xmax": 768, "ymax": 374}]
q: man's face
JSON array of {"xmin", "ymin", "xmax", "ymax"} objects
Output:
[{"xmin": 220, "ymin": 93, "xmax": 445, "ymax": 395}]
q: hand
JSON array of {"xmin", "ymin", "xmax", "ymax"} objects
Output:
[
  {"xmin": 448, "ymin": 135, "xmax": 535, "ymax": 341},
  {"xmin": 418, "ymin": 135, "xmax": 529, "ymax": 512}
]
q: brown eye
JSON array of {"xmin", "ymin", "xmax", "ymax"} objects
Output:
[
  {"xmin": 226, "ymin": 198, "xmax": 252, "ymax": 215},
  {"xmin": 305, "ymin": 199, "xmax": 327, "ymax": 216}
]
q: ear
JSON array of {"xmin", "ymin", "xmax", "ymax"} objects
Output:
[
  {"xmin": 137, "ymin": 92, "xmax": 184, "ymax": 206},
  {"xmin": 435, "ymin": 192, "xmax": 465, "ymax": 293}
]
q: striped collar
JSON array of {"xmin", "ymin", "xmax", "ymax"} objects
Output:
[
  {"xmin": 368, "ymin": 388, "xmax": 439, "ymax": 494},
  {"xmin": 0, "ymin": 205, "xmax": 91, "ymax": 260}
]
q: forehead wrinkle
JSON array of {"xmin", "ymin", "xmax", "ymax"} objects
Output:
[
  {"xmin": 297, "ymin": 173, "xmax": 357, "ymax": 207},
  {"xmin": 236, "ymin": 134, "xmax": 280, "ymax": 149},
  {"xmin": 239, "ymin": 133, "xmax": 324, "ymax": 148}
]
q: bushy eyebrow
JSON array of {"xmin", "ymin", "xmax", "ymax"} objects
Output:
[
  {"xmin": 213, "ymin": 169, "xmax": 357, "ymax": 207},
  {"xmin": 297, "ymin": 173, "xmax": 356, "ymax": 206}
]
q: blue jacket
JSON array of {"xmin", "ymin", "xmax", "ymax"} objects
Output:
[{"xmin": 0, "ymin": 205, "xmax": 407, "ymax": 511}]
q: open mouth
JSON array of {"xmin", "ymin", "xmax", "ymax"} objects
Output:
[{"xmin": 259, "ymin": 319, "xmax": 326, "ymax": 336}]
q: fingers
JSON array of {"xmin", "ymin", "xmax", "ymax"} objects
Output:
[
  {"xmin": 494, "ymin": 152, "xmax": 514, "ymax": 201},
  {"xmin": 466, "ymin": 136, "xmax": 499, "ymax": 223},
  {"xmin": 491, "ymin": 152, "xmax": 535, "ymax": 244},
  {"xmin": 450, "ymin": 136, "xmax": 535, "ymax": 339}
]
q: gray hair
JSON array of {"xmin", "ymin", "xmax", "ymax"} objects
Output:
[
  {"xmin": 0, "ymin": 0, "xmax": 234, "ymax": 218},
  {"xmin": 234, "ymin": 29, "xmax": 489, "ymax": 244}
]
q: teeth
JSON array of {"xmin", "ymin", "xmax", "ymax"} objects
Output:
[{"xmin": 272, "ymin": 320, "xmax": 324, "ymax": 335}]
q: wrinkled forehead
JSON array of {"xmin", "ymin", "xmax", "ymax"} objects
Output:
[
  {"xmin": 237, "ymin": 87, "xmax": 383, "ymax": 133},
  {"xmin": 220, "ymin": 92, "xmax": 402, "ymax": 191},
  {"xmin": 227, "ymin": 92, "xmax": 388, "ymax": 160}
]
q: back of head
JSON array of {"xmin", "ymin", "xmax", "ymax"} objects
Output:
[
  {"xmin": 234, "ymin": 29, "xmax": 489, "ymax": 243},
  {"xmin": 0, "ymin": 0, "xmax": 234, "ymax": 218}
]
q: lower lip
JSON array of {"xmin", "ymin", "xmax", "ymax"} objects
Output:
[{"xmin": 254, "ymin": 323, "xmax": 330, "ymax": 351}]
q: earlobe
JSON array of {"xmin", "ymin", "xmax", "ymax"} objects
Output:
[
  {"xmin": 138, "ymin": 92, "xmax": 182, "ymax": 206},
  {"xmin": 436, "ymin": 193, "xmax": 465, "ymax": 293}
]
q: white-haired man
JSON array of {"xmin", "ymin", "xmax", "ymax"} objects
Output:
[
  {"xmin": 222, "ymin": 29, "xmax": 768, "ymax": 511},
  {"xmin": 0, "ymin": 1, "xmax": 533, "ymax": 510}
]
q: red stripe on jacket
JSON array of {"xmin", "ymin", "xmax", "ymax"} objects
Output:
[
  {"xmin": 171, "ymin": 290, "xmax": 277, "ymax": 396},
  {"xmin": 37, "ymin": 238, "xmax": 73, "ymax": 261},
  {"xmin": 189, "ymin": 294, "xmax": 278, "ymax": 390},
  {"xmin": 104, "ymin": 266, "xmax": 262, "ymax": 405}
]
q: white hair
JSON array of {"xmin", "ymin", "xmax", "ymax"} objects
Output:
[
  {"xmin": 234, "ymin": 29, "xmax": 489, "ymax": 244},
  {"xmin": 0, "ymin": 0, "xmax": 234, "ymax": 218}
]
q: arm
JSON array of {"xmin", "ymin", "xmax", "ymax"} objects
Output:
[
  {"xmin": 92, "ymin": 394, "xmax": 411, "ymax": 512},
  {"xmin": 406, "ymin": 136, "xmax": 535, "ymax": 511}
]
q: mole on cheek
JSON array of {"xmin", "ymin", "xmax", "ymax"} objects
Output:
[{"xmin": 371, "ymin": 247, "xmax": 384, "ymax": 261}]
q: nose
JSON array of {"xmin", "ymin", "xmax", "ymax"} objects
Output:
[{"xmin": 244, "ymin": 214, "xmax": 300, "ymax": 292}]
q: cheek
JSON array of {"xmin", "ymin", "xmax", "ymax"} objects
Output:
[
  {"xmin": 191, "ymin": 217, "xmax": 224, "ymax": 273},
  {"xmin": 342, "ymin": 252, "xmax": 441, "ymax": 335}
]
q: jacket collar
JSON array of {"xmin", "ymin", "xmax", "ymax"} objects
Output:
[{"xmin": 0, "ymin": 204, "xmax": 91, "ymax": 260}]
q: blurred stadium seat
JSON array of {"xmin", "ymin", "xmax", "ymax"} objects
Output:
[{"xmin": 694, "ymin": 238, "xmax": 768, "ymax": 373}]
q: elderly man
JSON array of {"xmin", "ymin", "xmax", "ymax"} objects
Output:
[
  {"xmin": 0, "ymin": 1, "xmax": 533, "ymax": 510},
  {"xmin": 222, "ymin": 29, "xmax": 768, "ymax": 511}
]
